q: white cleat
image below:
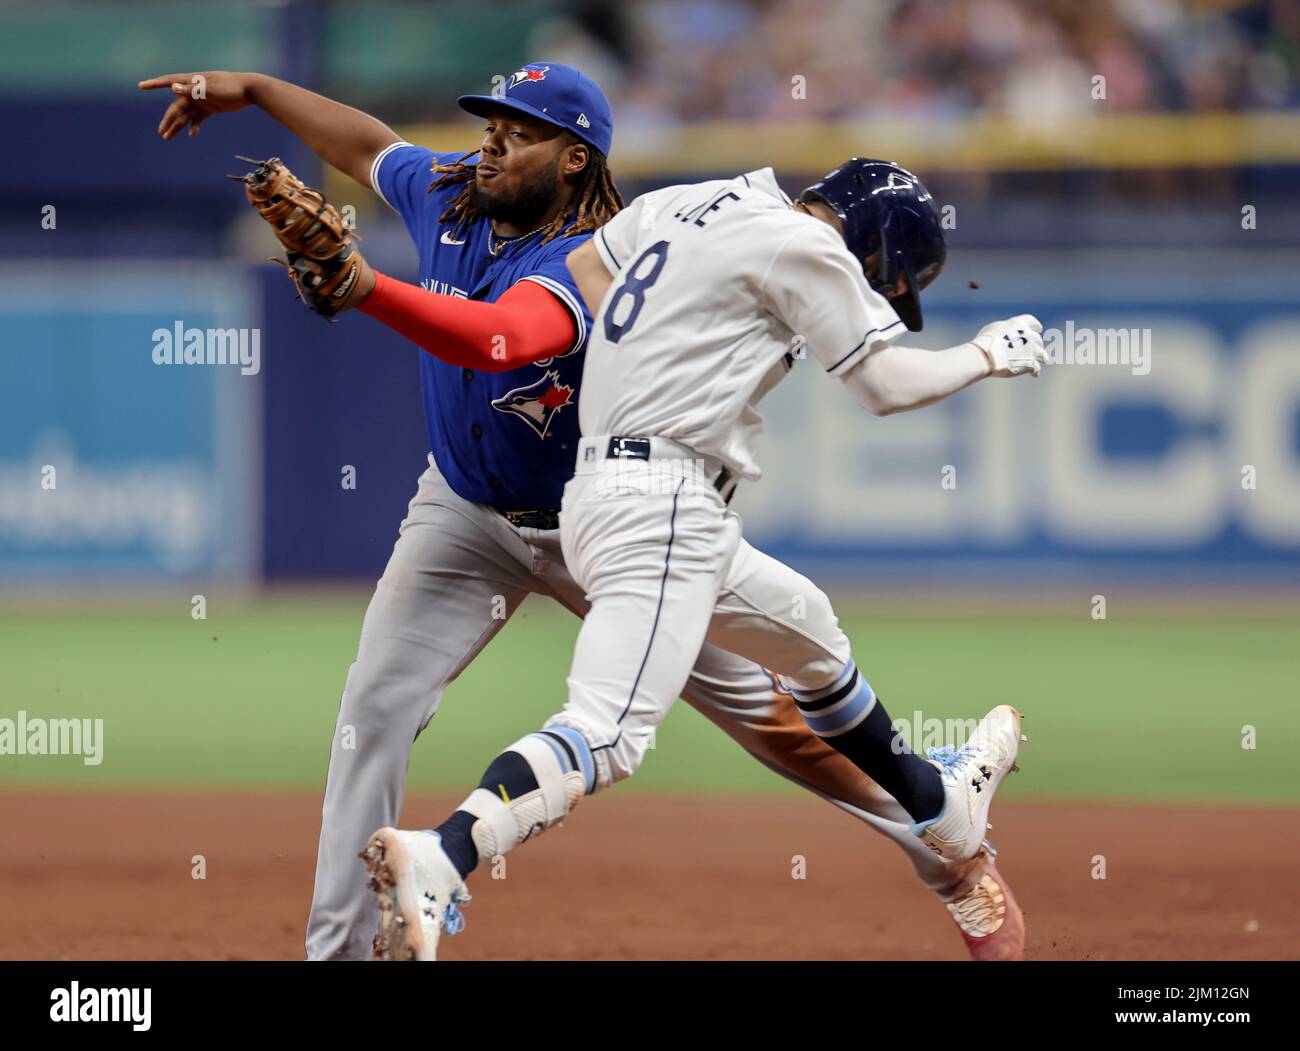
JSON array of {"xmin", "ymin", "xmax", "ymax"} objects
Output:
[
  {"xmin": 360, "ymin": 828, "xmax": 470, "ymax": 961},
  {"xmin": 911, "ymin": 705, "xmax": 1024, "ymax": 862}
]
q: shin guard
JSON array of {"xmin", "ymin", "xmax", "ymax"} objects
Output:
[{"xmin": 459, "ymin": 728, "xmax": 594, "ymax": 860}]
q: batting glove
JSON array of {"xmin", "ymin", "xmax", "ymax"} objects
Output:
[{"xmin": 971, "ymin": 314, "xmax": 1048, "ymax": 377}]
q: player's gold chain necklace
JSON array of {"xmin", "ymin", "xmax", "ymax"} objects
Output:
[{"xmin": 488, "ymin": 222, "xmax": 546, "ymax": 257}]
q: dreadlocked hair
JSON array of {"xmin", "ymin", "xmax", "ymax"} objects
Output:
[{"xmin": 428, "ymin": 135, "xmax": 624, "ymax": 244}]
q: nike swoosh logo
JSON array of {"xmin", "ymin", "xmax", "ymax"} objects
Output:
[{"xmin": 440, "ymin": 231, "xmax": 466, "ymax": 246}]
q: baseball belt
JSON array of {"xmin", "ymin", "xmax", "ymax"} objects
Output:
[
  {"xmin": 499, "ymin": 508, "xmax": 560, "ymax": 531},
  {"xmin": 594, "ymin": 435, "xmax": 737, "ymax": 505}
]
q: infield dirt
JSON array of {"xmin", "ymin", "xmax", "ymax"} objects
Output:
[{"xmin": 2, "ymin": 791, "xmax": 1295, "ymax": 960}]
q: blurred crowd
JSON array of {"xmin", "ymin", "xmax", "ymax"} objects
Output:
[{"xmin": 535, "ymin": 0, "xmax": 1299, "ymax": 124}]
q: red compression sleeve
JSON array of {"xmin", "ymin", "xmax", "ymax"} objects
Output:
[{"xmin": 358, "ymin": 269, "xmax": 578, "ymax": 370}]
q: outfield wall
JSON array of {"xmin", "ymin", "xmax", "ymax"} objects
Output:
[
  {"xmin": 1, "ymin": 250, "xmax": 1297, "ymax": 586},
  {"xmin": 0, "ymin": 264, "xmax": 262, "ymax": 586},
  {"xmin": 738, "ymin": 250, "xmax": 1300, "ymax": 583}
]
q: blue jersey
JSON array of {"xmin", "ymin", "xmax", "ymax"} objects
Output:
[{"xmin": 370, "ymin": 141, "xmax": 594, "ymax": 510}]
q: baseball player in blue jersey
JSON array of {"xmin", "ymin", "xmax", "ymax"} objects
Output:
[{"xmin": 143, "ymin": 62, "xmax": 1024, "ymax": 961}]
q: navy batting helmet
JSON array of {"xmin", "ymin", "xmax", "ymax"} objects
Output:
[{"xmin": 799, "ymin": 159, "xmax": 946, "ymax": 331}]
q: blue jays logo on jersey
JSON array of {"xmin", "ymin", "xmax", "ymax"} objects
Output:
[
  {"xmin": 491, "ymin": 368, "xmax": 573, "ymax": 439},
  {"xmin": 509, "ymin": 66, "xmax": 550, "ymax": 89}
]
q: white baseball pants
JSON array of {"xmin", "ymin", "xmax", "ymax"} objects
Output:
[{"xmin": 553, "ymin": 436, "xmax": 857, "ymax": 790}]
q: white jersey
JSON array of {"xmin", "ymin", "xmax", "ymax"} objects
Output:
[{"xmin": 583, "ymin": 167, "xmax": 906, "ymax": 480}]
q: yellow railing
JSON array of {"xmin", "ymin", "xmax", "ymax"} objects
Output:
[
  {"xmin": 389, "ymin": 111, "xmax": 1300, "ymax": 174},
  {"xmin": 326, "ymin": 110, "xmax": 1300, "ymax": 217}
]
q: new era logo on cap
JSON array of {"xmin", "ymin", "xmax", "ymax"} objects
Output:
[{"xmin": 577, "ymin": 113, "xmax": 590, "ymax": 128}]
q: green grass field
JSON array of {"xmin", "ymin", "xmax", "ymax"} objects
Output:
[{"xmin": 2, "ymin": 593, "xmax": 1296, "ymax": 804}]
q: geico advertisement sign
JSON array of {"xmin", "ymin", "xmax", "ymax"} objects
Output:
[{"xmin": 746, "ymin": 316, "xmax": 1300, "ymax": 551}]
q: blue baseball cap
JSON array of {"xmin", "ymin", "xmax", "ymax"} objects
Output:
[{"xmin": 458, "ymin": 62, "xmax": 613, "ymax": 158}]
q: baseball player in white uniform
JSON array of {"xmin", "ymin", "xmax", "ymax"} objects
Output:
[{"xmin": 363, "ymin": 158, "xmax": 1047, "ymax": 960}]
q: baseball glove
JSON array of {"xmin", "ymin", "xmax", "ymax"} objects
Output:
[{"xmin": 235, "ymin": 155, "xmax": 372, "ymax": 317}]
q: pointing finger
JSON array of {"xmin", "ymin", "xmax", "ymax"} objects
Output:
[{"xmin": 138, "ymin": 73, "xmax": 192, "ymax": 91}]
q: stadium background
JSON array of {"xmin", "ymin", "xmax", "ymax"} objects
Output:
[{"xmin": 1, "ymin": 0, "xmax": 1297, "ymax": 959}]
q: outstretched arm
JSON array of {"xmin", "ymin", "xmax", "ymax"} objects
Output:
[
  {"xmin": 359, "ymin": 272, "xmax": 578, "ymax": 371},
  {"xmin": 841, "ymin": 315, "xmax": 1047, "ymax": 417},
  {"xmin": 842, "ymin": 342, "xmax": 992, "ymax": 417},
  {"xmin": 139, "ymin": 71, "xmax": 400, "ymax": 188},
  {"xmin": 762, "ymin": 225, "xmax": 1047, "ymax": 416}
]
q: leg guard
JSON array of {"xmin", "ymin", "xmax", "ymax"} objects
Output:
[{"xmin": 459, "ymin": 728, "xmax": 594, "ymax": 860}]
